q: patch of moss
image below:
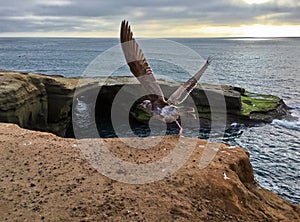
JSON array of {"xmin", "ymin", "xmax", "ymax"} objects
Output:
[
  {"xmin": 197, "ymin": 112, "xmax": 211, "ymax": 119},
  {"xmin": 197, "ymin": 106, "xmax": 211, "ymax": 119},
  {"xmin": 241, "ymin": 91, "xmax": 280, "ymax": 116},
  {"xmin": 47, "ymin": 123, "xmax": 61, "ymax": 134},
  {"xmin": 130, "ymin": 109, "xmax": 151, "ymax": 121}
]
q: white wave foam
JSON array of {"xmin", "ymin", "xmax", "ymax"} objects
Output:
[
  {"xmin": 272, "ymin": 119, "xmax": 300, "ymax": 131},
  {"xmin": 74, "ymin": 98, "xmax": 94, "ymax": 128}
]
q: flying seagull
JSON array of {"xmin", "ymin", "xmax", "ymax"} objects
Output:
[{"xmin": 120, "ymin": 20, "xmax": 212, "ymax": 136}]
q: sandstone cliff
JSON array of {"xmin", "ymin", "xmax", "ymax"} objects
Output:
[
  {"xmin": 0, "ymin": 71, "xmax": 78, "ymax": 136},
  {"xmin": 0, "ymin": 123, "xmax": 299, "ymax": 221},
  {"xmin": 0, "ymin": 71, "xmax": 290, "ymax": 137}
]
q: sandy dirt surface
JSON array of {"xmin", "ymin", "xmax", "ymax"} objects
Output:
[{"xmin": 0, "ymin": 123, "xmax": 299, "ymax": 221}]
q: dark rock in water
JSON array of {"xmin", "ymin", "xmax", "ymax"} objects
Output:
[
  {"xmin": 240, "ymin": 91, "xmax": 290, "ymax": 122},
  {"xmin": 0, "ymin": 71, "xmax": 290, "ymax": 137}
]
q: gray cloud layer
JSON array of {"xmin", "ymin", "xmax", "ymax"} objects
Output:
[{"xmin": 0, "ymin": 0, "xmax": 299, "ymax": 34}]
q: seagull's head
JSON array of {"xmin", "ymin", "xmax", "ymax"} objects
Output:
[{"xmin": 138, "ymin": 100, "xmax": 152, "ymax": 113}]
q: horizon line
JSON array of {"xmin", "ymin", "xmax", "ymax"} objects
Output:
[{"xmin": 0, "ymin": 36, "xmax": 299, "ymax": 39}]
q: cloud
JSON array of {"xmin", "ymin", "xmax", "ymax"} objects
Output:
[{"xmin": 0, "ymin": 0, "xmax": 299, "ymax": 36}]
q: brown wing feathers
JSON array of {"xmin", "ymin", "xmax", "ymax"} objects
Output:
[
  {"xmin": 120, "ymin": 20, "xmax": 211, "ymax": 107},
  {"xmin": 120, "ymin": 20, "xmax": 166, "ymax": 105},
  {"xmin": 120, "ymin": 20, "xmax": 152, "ymax": 78},
  {"xmin": 167, "ymin": 57, "xmax": 212, "ymax": 105}
]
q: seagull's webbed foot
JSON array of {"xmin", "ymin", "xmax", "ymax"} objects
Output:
[{"xmin": 175, "ymin": 120, "xmax": 183, "ymax": 137}]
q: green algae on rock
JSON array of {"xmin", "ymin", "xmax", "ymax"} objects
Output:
[
  {"xmin": 241, "ymin": 92, "xmax": 281, "ymax": 116},
  {"xmin": 240, "ymin": 91, "xmax": 290, "ymax": 123}
]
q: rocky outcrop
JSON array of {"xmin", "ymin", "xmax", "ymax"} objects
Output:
[
  {"xmin": 0, "ymin": 71, "xmax": 290, "ymax": 136},
  {"xmin": 0, "ymin": 72, "xmax": 47, "ymax": 129},
  {"xmin": 0, "ymin": 123, "xmax": 299, "ymax": 221},
  {"xmin": 0, "ymin": 71, "xmax": 78, "ymax": 136}
]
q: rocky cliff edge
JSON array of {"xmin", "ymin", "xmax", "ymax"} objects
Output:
[{"xmin": 0, "ymin": 123, "xmax": 299, "ymax": 221}]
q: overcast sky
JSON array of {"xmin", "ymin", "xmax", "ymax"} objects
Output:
[{"xmin": 0, "ymin": 0, "xmax": 299, "ymax": 37}]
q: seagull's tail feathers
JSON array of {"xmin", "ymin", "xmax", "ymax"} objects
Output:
[{"xmin": 178, "ymin": 107, "xmax": 196, "ymax": 119}]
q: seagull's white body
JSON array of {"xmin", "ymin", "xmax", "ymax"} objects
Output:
[
  {"xmin": 138, "ymin": 100, "xmax": 179, "ymax": 123},
  {"xmin": 160, "ymin": 105, "xmax": 180, "ymax": 123}
]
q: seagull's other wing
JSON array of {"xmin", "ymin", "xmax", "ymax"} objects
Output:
[
  {"xmin": 167, "ymin": 57, "xmax": 212, "ymax": 105},
  {"xmin": 120, "ymin": 20, "xmax": 166, "ymax": 104}
]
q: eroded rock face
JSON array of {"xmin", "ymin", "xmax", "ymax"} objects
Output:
[
  {"xmin": 0, "ymin": 72, "xmax": 47, "ymax": 129},
  {"xmin": 0, "ymin": 71, "xmax": 78, "ymax": 136},
  {"xmin": 0, "ymin": 71, "xmax": 290, "ymax": 137}
]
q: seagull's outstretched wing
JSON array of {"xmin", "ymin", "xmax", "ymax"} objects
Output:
[
  {"xmin": 120, "ymin": 20, "xmax": 166, "ymax": 105},
  {"xmin": 167, "ymin": 57, "xmax": 212, "ymax": 105}
]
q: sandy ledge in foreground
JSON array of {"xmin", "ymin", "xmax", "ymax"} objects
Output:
[{"xmin": 0, "ymin": 123, "xmax": 299, "ymax": 221}]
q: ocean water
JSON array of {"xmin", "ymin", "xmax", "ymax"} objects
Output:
[{"xmin": 0, "ymin": 37, "xmax": 299, "ymax": 204}]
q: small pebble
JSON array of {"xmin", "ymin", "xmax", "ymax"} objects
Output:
[
  {"xmin": 223, "ymin": 172, "xmax": 230, "ymax": 180},
  {"xmin": 23, "ymin": 141, "xmax": 32, "ymax": 146}
]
